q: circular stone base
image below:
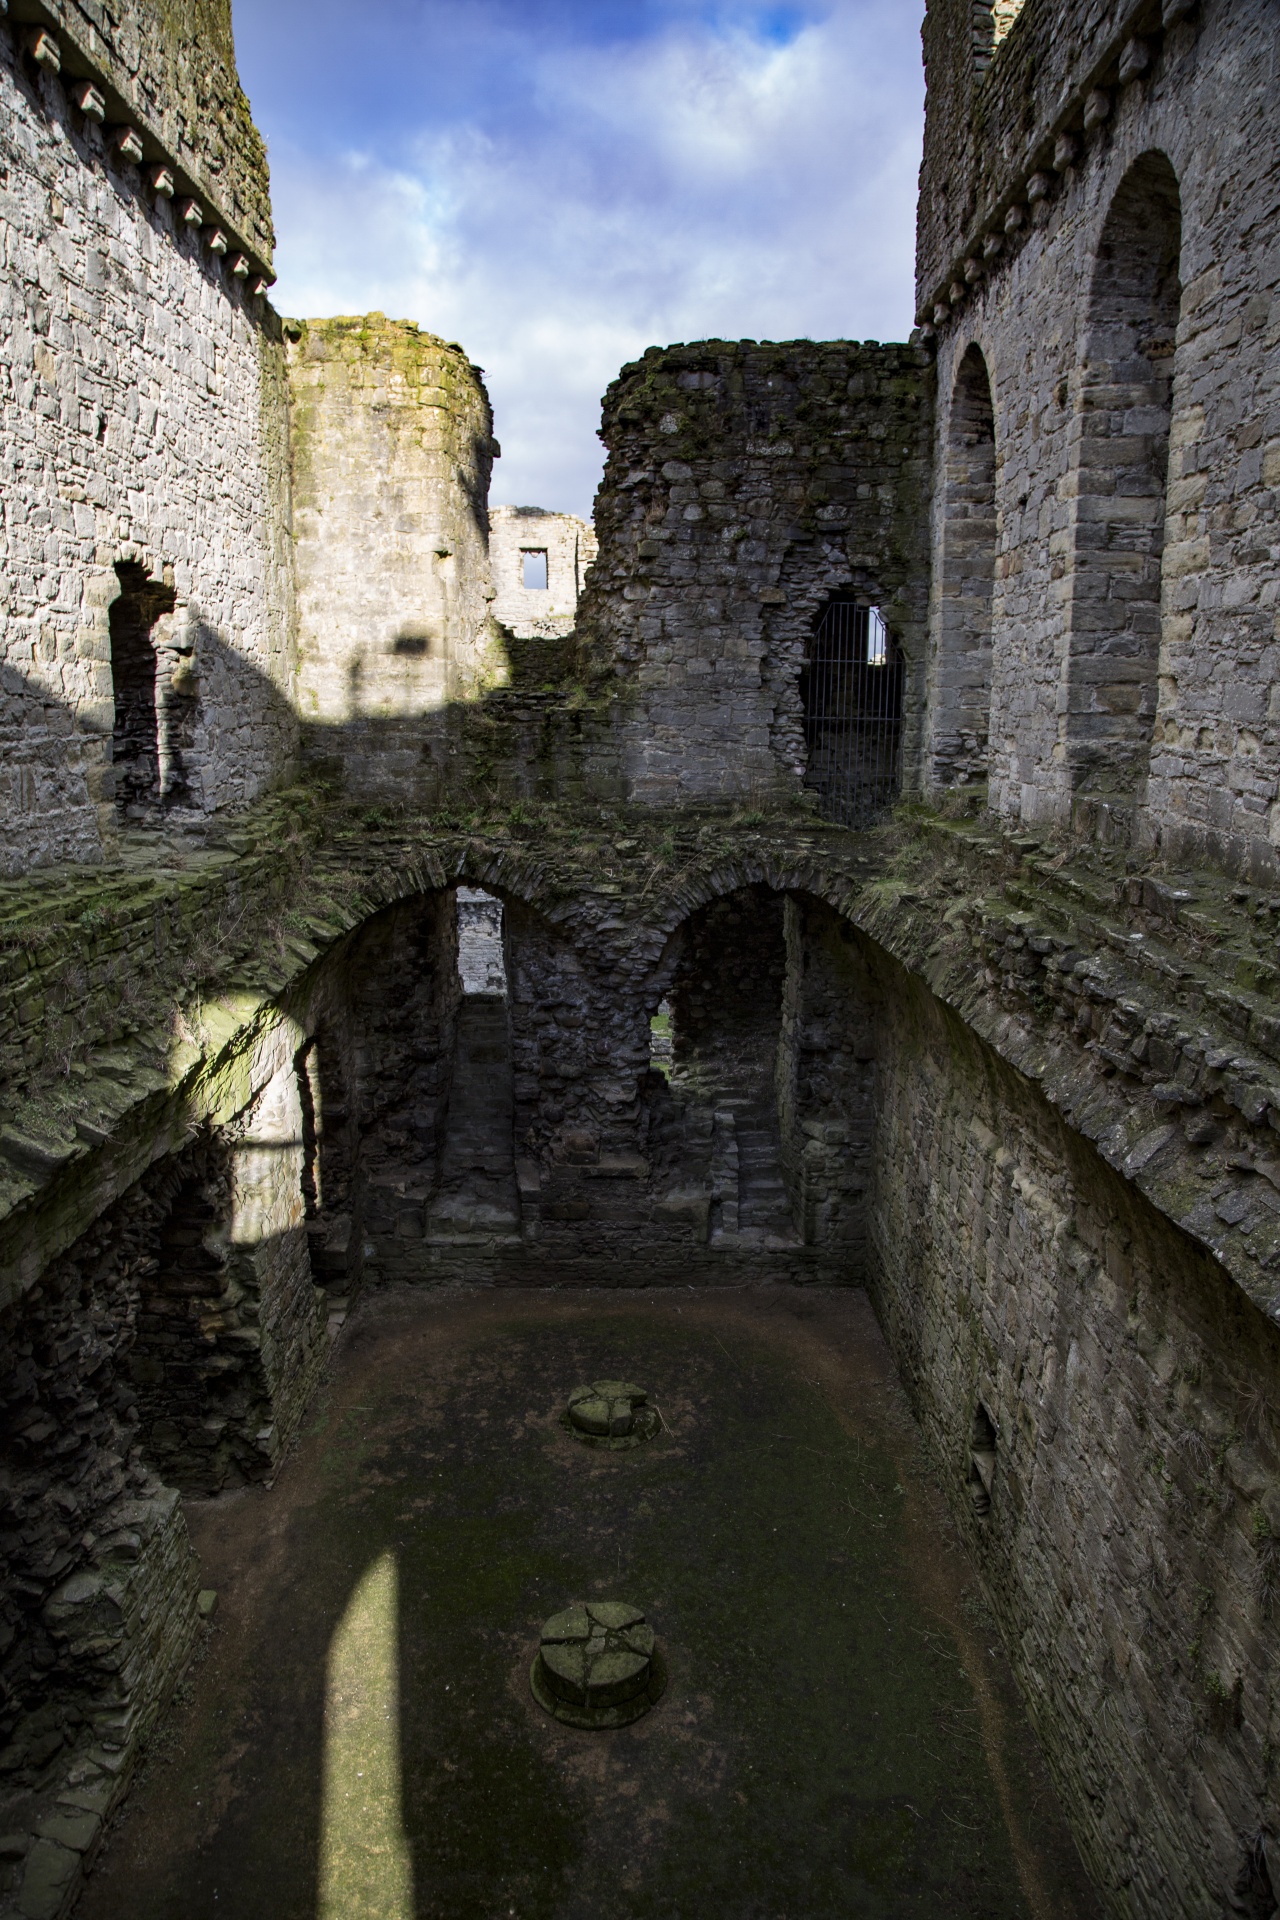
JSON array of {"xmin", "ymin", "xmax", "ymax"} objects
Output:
[
  {"xmin": 531, "ymin": 1601, "xmax": 667, "ymax": 1729},
  {"xmin": 563, "ymin": 1380, "xmax": 661, "ymax": 1450}
]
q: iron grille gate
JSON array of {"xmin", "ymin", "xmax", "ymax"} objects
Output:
[{"xmin": 800, "ymin": 600, "xmax": 904, "ymax": 828}]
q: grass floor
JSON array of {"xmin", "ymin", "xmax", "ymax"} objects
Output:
[{"xmin": 79, "ymin": 1285, "xmax": 1097, "ymax": 1920}]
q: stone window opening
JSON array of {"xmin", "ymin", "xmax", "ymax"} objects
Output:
[
  {"xmin": 800, "ymin": 597, "xmax": 904, "ymax": 828},
  {"xmin": 521, "ymin": 549, "xmax": 549, "ymax": 591},
  {"xmin": 969, "ymin": 1402, "xmax": 997, "ymax": 1516},
  {"xmin": 456, "ymin": 888, "xmax": 508, "ymax": 997},
  {"xmin": 973, "ymin": 0, "xmax": 1027, "ymax": 75},
  {"xmin": 294, "ymin": 1028, "xmax": 355, "ymax": 1291},
  {"xmin": 109, "ymin": 560, "xmax": 176, "ymax": 817},
  {"xmin": 928, "ymin": 344, "xmax": 996, "ymax": 790},
  {"xmin": 649, "ymin": 997, "xmax": 674, "ymax": 1079},
  {"xmin": 1067, "ymin": 151, "xmax": 1182, "ymax": 811}
]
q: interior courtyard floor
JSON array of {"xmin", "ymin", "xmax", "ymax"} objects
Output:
[{"xmin": 76, "ymin": 1283, "xmax": 1098, "ymax": 1920}]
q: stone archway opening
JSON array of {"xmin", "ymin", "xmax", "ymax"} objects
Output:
[
  {"xmin": 665, "ymin": 884, "xmax": 798, "ymax": 1247},
  {"xmin": 1067, "ymin": 151, "xmax": 1182, "ymax": 810},
  {"xmin": 929, "ymin": 344, "xmax": 996, "ymax": 791}
]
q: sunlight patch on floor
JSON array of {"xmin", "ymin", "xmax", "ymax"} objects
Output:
[{"xmin": 319, "ymin": 1551, "xmax": 413, "ymax": 1920}]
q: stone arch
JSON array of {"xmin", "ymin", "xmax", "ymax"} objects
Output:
[
  {"xmin": 928, "ymin": 343, "xmax": 997, "ymax": 790},
  {"xmin": 1066, "ymin": 151, "xmax": 1183, "ymax": 810}
]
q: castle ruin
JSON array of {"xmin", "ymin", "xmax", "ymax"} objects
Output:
[{"xmin": 1, "ymin": 1, "xmax": 1278, "ymax": 1914}]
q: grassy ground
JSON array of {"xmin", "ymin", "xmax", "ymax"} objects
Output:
[{"xmin": 78, "ymin": 1286, "xmax": 1097, "ymax": 1920}]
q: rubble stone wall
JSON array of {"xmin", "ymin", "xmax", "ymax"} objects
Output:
[
  {"xmin": 489, "ymin": 504, "xmax": 597, "ymax": 644},
  {"xmin": 0, "ymin": 16, "xmax": 295, "ymax": 877},
  {"xmin": 576, "ymin": 339, "xmax": 934, "ymax": 807},
  {"xmin": 864, "ymin": 940, "xmax": 1280, "ymax": 1917},
  {"xmin": 32, "ymin": 0, "xmax": 273, "ymax": 266},
  {"xmin": 920, "ymin": 0, "xmax": 1280, "ymax": 878},
  {"xmin": 289, "ymin": 316, "xmax": 506, "ymax": 804}
]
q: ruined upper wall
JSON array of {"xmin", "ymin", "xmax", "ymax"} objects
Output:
[
  {"xmin": 917, "ymin": 0, "xmax": 1155, "ymax": 317},
  {"xmin": 576, "ymin": 339, "xmax": 934, "ymax": 808},
  {"xmin": 288, "ymin": 316, "xmax": 506, "ymax": 800},
  {"xmin": 12, "ymin": 0, "xmax": 273, "ymax": 269},
  {"xmin": 490, "ymin": 505, "xmax": 596, "ymax": 643}
]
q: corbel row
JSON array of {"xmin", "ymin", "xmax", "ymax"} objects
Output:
[
  {"xmin": 14, "ymin": 10, "xmax": 275, "ymax": 299},
  {"xmin": 916, "ymin": 0, "xmax": 1198, "ymax": 345}
]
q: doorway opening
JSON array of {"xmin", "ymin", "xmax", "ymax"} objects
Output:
[
  {"xmin": 109, "ymin": 561, "xmax": 175, "ymax": 816},
  {"xmin": 801, "ymin": 599, "xmax": 904, "ymax": 827}
]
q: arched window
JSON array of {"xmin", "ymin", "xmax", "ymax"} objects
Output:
[
  {"xmin": 929, "ymin": 345, "xmax": 996, "ymax": 789},
  {"xmin": 800, "ymin": 598, "xmax": 903, "ymax": 827},
  {"xmin": 1067, "ymin": 153, "xmax": 1182, "ymax": 804}
]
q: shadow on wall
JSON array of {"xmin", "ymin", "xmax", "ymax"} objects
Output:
[
  {"xmin": 0, "ymin": 616, "xmax": 300, "ymax": 875},
  {"xmin": 1, "ymin": 610, "xmax": 611, "ymax": 875}
]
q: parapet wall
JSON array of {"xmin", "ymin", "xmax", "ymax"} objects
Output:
[
  {"xmin": 21, "ymin": 0, "xmax": 273, "ymax": 268},
  {"xmin": 576, "ymin": 339, "xmax": 934, "ymax": 808}
]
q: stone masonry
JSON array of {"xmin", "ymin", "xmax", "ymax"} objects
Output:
[
  {"xmin": 919, "ymin": 0, "xmax": 1280, "ymax": 878},
  {"xmin": 489, "ymin": 504, "xmax": 597, "ymax": 646},
  {"xmin": 576, "ymin": 339, "xmax": 933, "ymax": 806},
  {"xmin": 0, "ymin": 11, "xmax": 294, "ymax": 878},
  {"xmin": 2, "ymin": 2, "xmax": 1280, "ymax": 1917},
  {"xmin": 289, "ymin": 315, "xmax": 506, "ymax": 805}
]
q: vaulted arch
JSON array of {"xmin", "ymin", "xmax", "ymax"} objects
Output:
[
  {"xmin": 1066, "ymin": 152, "xmax": 1182, "ymax": 805},
  {"xmin": 928, "ymin": 343, "xmax": 997, "ymax": 790}
]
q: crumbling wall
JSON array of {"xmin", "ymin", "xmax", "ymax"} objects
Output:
[
  {"xmin": 289, "ymin": 316, "xmax": 505, "ymax": 803},
  {"xmin": 489, "ymin": 504, "xmax": 597, "ymax": 654},
  {"xmin": 0, "ymin": 16, "xmax": 295, "ymax": 876},
  {"xmin": 576, "ymin": 339, "xmax": 933, "ymax": 808},
  {"xmin": 866, "ymin": 943, "xmax": 1280, "ymax": 1917},
  {"xmin": 919, "ymin": 0, "xmax": 1280, "ymax": 878}
]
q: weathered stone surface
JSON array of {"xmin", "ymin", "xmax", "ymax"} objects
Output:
[
  {"xmin": 921, "ymin": 0, "xmax": 1280, "ymax": 880},
  {"xmin": 565, "ymin": 1379, "xmax": 659, "ymax": 1447},
  {"xmin": 289, "ymin": 316, "xmax": 506, "ymax": 805},
  {"xmin": 531, "ymin": 1600, "xmax": 664, "ymax": 1728},
  {"xmin": 0, "ymin": 19, "xmax": 294, "ymax": 879},
  {"xmin": 576, "ymin": 339, "xmax": 934, "ymax": 808}
]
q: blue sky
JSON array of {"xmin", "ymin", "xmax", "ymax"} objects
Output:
[{"xmin": 231, "ymin": 0, "xmax": 926, "ymax": 519}]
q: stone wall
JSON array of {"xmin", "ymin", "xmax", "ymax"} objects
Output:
[
  {"xmin": 919, "ymin": 0, "xmax": 1280, "ymax": 878},
  {"xmin": 289, "ymin": 315, "xmax": 507, "ymax": 803},
  {"xmin": 576, "ymin": 338, "xmax": 934, "ymax": 808},
  {"xmin": 489, "ymin": 504, "xmax": 596, "ymax": 652},
  {"xmin": 29, "ymin": 0, "xmax": 273, "ymax": 269},
  {"xmin": 0, "ymin": 13, "xmax": 295, "ymax": 877},
  {"xmin": 777, "ymin": 895, "xmax": 876, "ymax": 1255},
  {"xmin": 864, "ymin": 940, "xmax": 1280, "ymax": 1916}
]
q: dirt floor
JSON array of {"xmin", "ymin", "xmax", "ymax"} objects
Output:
[{"xmin": 78, "ymin": 1284, "xmax": 1099, "ymax": 1920}]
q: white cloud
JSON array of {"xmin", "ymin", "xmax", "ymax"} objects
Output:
[{"xmin": 262, "ymin": 1, "xmax": 924, "ymax": 519}]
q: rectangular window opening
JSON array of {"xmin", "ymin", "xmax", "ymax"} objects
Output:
[{"xmin": 521, "ymin": 549, "xmax": 549, "ymax": 591}]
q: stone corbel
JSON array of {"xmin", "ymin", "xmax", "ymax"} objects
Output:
[
  {"xmin": 1083, "ymin": 87, "xmax": 1111, "ymax": 131},
  {"xmin": 73, "ymin": 81, "xmax": 105, "ymax": 121},
  {"xmin": 26, "ymin": 27, "xmax": 60, "ymax": 71}
]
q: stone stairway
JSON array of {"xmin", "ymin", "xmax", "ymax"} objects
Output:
[
  {"xmin": 734, "ymin": 1105, "xmax": 798, "ymax": 1241},
  {"xmin": 708, "ymin": 1097, "xmax": 800, "ymax": 1251},
  {"xmin": 426, "ymin": 994, "xmax": 521, "ymax": 1243}
]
